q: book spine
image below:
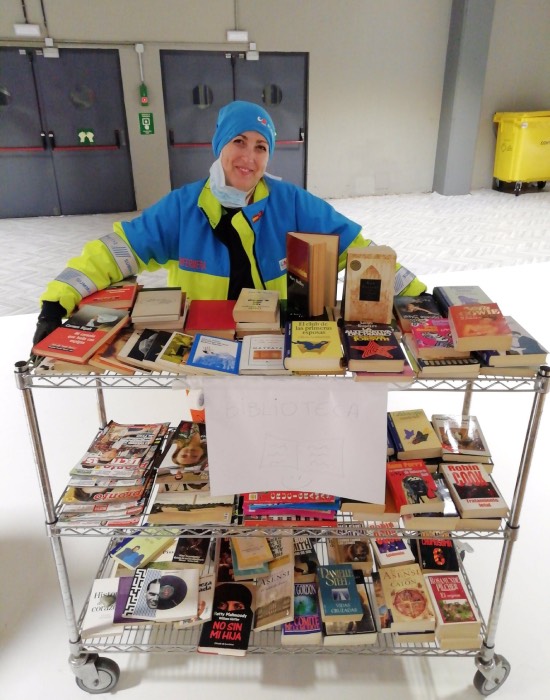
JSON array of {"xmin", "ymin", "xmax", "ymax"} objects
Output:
[
  {"xmin": 282, "ymin": 322, "xmax": 292, "ymax": 368},
  {"xmin": 386, "ymin": 413, "xmax": 404, "ymax": 453},
  {"xmin": 432, "ymin": 287, "xmax": 451, "ymax": 316}
]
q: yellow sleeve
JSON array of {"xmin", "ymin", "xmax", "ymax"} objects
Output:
[
  {"xmin": 40, "ymin": 228, "xmax": 140, "ymax": 315},
  {"xmin": 339, "ymin": 231, "xmax": 427, "ymax": 296}
]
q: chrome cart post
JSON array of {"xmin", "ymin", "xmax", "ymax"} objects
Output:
[
  {"xmin": 474, "ymin": 365, "xmax": 550, "ymax": 695},
  {"xmin": 15, "ymin": 361, "xmax": 119, "ymax": 693}
]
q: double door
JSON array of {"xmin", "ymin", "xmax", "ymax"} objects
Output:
[
  {"xmin": 0, "ymin": 47, "xmax": 135, "ymax": 218},
  {"xmin": 160, "ymin": 50, "xmax": 308, "ymax": 189}
]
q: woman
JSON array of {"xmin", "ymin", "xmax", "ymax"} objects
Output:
[{"xmin": 33, "ymin": 100, "xmax": 425, "ymax": 344}]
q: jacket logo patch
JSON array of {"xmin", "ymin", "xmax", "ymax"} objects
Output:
[
  {"xmin": 252, "ymin": 210, "xmax": 264, "ymax": 223},
  {"xmin": 180, "ymin": 257, "xmax": 207, "ymax": 271},
  {"xmin": 279, "ymin": 257, "xmax": 287, "ymax": 271}
]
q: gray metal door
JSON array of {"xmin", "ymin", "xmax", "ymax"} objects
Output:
[
  {"xmin": 160, "ymin": 50, "xmax": 307, "ymax": 189},
  {"xmin": 0, "ymin": 47, "xmax": 135, "ymax": 218}
]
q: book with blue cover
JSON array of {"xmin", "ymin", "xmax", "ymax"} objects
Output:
[{"xmin": 185, "ymin": 334, "xmax": 242, "ymax": 376}]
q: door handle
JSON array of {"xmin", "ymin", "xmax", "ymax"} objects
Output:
[
  {"xmin": 114, "ymin": 130, "xmax": 121, "ymax": 148},
  {"xmin": 48, "ymin": 131, "xmax": 56, "ymax": 150},
  {"xmin": 40, "ymin": 131, "xmax": 48, "ymax": 150},
  {"xmin": 169, "ymin": 129, "xmax": 175, "ymax": 146},
  {"xmin": 299, "ymin": 128, "xmax": 305, "ymax": 142}
]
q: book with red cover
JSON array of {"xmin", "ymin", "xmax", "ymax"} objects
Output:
[
  {"xmin": 32, "ymin": 305, "xmax": 130, "ymax": 364},
  {"xmin": 78, "ymin": 278, "xmax": 139, "ymax": 310},
  {"xmin": 386, "ymin": 459, "xmax": 445, "ymax": 514},
  {"xmin": 184, "ymin": 300, "xmax": 237, "ymax": 340},
  {"xmin": 241, "ymin": 491, "xmax": 338, "ymax": 506},
  {"xmin": 424, "ymin": 571, "xmax": 481, "ymax": 639},
  {"xmin": 447, "ymin": 303, "xmax": 513, "ymax": 352}
]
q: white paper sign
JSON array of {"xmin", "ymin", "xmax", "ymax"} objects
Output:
[{"xmin": 204, "ymin": 377, "xmax": 388, "ymax": 503}]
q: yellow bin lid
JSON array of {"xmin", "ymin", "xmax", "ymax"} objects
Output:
[{"xmin": 493, "ymin": 110, "xmax": 550, "ymax": 123}]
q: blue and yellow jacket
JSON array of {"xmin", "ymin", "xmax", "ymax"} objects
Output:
[{"xmin": 41, "ymin": 176, "xmax": 425, "ymax": 314}]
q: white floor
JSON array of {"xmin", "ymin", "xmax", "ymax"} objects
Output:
[{"xmin": 1, "ymin": 189, "xmax": 549, "ymax": 699}]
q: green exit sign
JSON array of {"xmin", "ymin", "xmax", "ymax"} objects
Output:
[{"xmin": 139, "ymin": 112, "xmax": 154, "ymax": 135}]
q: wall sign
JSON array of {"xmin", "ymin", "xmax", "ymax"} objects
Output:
[{"xmin": 139, "ymin": 112, "xmax": 154, "ymax": 135}]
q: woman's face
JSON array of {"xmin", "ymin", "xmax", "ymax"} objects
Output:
[
  {"xmin": 174, "ymin": 444, "xmax": 204, "ymax": 466},
  {"xmin": 220, "ymin": 130, "xmax": 269, "ymax": 192}
]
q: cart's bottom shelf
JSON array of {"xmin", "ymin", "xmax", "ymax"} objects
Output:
[{"xmin": 81, "ymin": 623, "xmax": 484, "ymax": 657}]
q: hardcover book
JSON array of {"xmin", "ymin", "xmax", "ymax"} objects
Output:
[
  {"xmin": 432, "ymin": 285, "xmax": 492, "ymax": 315},
  {"xmin": 341, "ymin": 321, "xmax": 406, "ymax": 372},
  {"xmin": 386, "ymin": 459, "xmax": 445, "ymax": 515},
  {"xmin": 448, "ymin": 303, "xmax": 513, "ymax": 352},
  {"xmin": 440, "ymin": 463, "xmax": 509, "ymax": 519},
  {"xmin": 184, "ymin": 299, "xmax": 237, "ymax": 340},
  {"xmin": 131, "ymin": 287, "xmax": 183, "ymax": 322},
  {"xmin": 32, "ymin": 304, "xmax": 130, "ymax": 364},
  {"xmin": 475, "ymin": 316, "xmax": 548, "ymax": 368},
  {"xmin": 232, "ymin": 287, "xmax": 280, "ymax": 323},
  {"xmin": 281, "ymin": 579, "xmax": 323, "ymax": 645},
  {"xmin": 283, "ymin": 320, "xmax": 344, "ymax": 372},
  {"xmin": 286, "ymin": 231, "xmax": 340, "ymax": 320},
  {"xmin": 185, "ymin": 334, "xmax": 241, "ymax": 376},
  {"xmin": 238, "ymin": 333, "xmax": 291, "ymax": 375},
  {"xmin": 392, "ymin": 293, "xmax": 443, "ymax": 333},
  {"xmin": 317, "ymin": 564, "xmax": 365, "ymax": 624},
  {"xmin": 424, "ymin": 571, "xmax": 481, "ymax": 639},
  {"xmin": 431, "ymin": 414, "xmax": 492, "ymax": 463},
  {"xmin": 387, "ymin": 409, "xmax": 443, "ymax": 460},
  {"xmin": 379, "ymin": 563, "xmax": 436, "ymax": 633},
  {"xmin": 342, "ymin": 245, "xmax": 396, "ymax": 324}
]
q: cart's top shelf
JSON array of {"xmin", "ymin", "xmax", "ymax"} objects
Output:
[{"xmin": 14, "ymin": 360, "xmax": 550, "ymax": 393}]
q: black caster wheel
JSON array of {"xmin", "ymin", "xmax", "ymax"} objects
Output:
[
  {"xmin": 513, "ymin": 181, "xmax": 522, "ymax": 196},
  {"xmin": 537, "ymin": 180, "xmax": 546, "ymax": 189},
  {"xmin": 493, "ymin": 178, "xmax": 505, "ymax": 191},
  {"xmin": 473, "ymin": 654, "xmax": 511, "ymax": 696},
  {"xmin": 75, "ymin": 656, "xmax": 120, "ymax": 694}
]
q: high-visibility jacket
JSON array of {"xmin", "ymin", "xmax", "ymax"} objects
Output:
[{"xmin": 41, "ymin": 176, "xmax": 426, "ymax": 314}]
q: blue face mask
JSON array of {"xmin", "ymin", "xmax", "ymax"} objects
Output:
[{"xmin": 208, "ymin": 158, "xmax": 251, "ymax": 209}]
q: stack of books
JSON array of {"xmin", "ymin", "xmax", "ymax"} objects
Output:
[{"xmin": 237, "ymin": 490, "xmax": 341, "ymax": 528}]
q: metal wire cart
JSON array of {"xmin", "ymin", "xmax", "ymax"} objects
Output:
[{"xmin": 14, "ymin": 360, "xmax": 550, "ymax": 695}]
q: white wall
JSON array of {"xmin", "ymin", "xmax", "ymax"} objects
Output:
[{"xmin": 2, "ymin": 0, "xmax": 549, "ymax": 207}]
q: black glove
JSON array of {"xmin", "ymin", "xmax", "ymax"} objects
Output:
[{"xmin": 32, "ymin": 300, "xmax": 66, "ymax": 347}]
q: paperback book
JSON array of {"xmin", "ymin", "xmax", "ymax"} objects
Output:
[
  {"xmin": 424, "ymin": 571, "xmax": 481, "ymax": 640},
  {"xmin": 340, "ymin": 321, "xmax": 406, "ymax": 372},
  {"xmin": 431, "ymin": 414, "xmax": 492, "ymax": 463},
  {"xmin": 371, "ymin": 522, "xmax": 416, "ymax": 568},
  {"xmin": 440, "ymin": 462, "xmax": 509, "ymax": 519},
  {"xmin": 232, "ymin": 287, "xmax": 280, "ymax": 323},
  {"xmin": 409, "ymin": 317, "xmax": 471, "ymax": 359},
  {"xmin": 386, "ymin": 459, "xmax": 444, "ymax": 515},
  {"xmin": 379, "ymin": 563, "xmax": 436, "ymax": 633},
  {"xmin": 431, "ymin": 285, "xmax": 492, "ymax": 315},
  {"xmin": 317, "ymin": 564, "xmax": 365, "ymax": 624},
  {"xmin": 448, "ymin": 303, "xmax": 513, "ymax": 352},
  {"xmin": 281, "ymin": 579, "xmax": 323, "ymax": 645},
  {"xmin": 184, "ymin": 299, "xmax": 237, "ymax": 340},
  {"xmin": 387, "ymin": 409, "xmax": 443, "ymax": 460},
  {"xmin": 238, "ymin": 333, "xmax": 291, "ymax": 375},
  {"xmin": 121, "ymin": 567, "xmax": 200, "ymax": 622},
  {"xmin": 32, "ymin": 305, "xmax": 130, "ymax": 364},
  {"xmin": 185, "ymin": 334, "xmax": 241, "ymax": 376},
  {"xmin": 392, "ymin": 293, "xmax": 443, "ymax": 333},
  {"xmin": 341, "ymin": 245, "xmax": 396, "ymax": 324},
  {"xmin": 197, "ymin": 580, "xmax": 256, "ymax": 656},
  {"xmin": 131, "ymin": 286, "xmax": 183, "ymax": 323},
  {"xmin": 283, "ymin": 320, "xmax": 344, "ymax": 372},
  {"xmin": 475, "ymin": 315, "xmax": 548, "ymax": 368},
  {"xmin": 79, "ymin": 277, "xmax": 139, "ymax": 310},
  {"xmin": 322, "ymin": 569, "xmax": 377, "ymax": 645}
]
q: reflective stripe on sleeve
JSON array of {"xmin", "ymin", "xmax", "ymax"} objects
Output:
[
  {"xmin": 100, "ymin": 233, "xmax": 139, "ymax": 277},
  {"xmin": 55, "ymin": 268, "xmax": 98, "ymax": 297},
  {"xmin": 395, "ymin": 265, "xmax": 417, "ymax": 295}
]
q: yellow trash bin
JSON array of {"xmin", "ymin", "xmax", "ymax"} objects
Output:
[{"xmin": 493, "ymin": 111, "xmax": 550, "ymax": 194}]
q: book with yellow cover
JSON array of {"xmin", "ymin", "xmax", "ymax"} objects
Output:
[{"xmin": 283, "ymin": 320, "xmax": 343, "ymax": 373}]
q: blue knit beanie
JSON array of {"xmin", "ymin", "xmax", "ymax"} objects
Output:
[{"xmin": 212, "ymin": 101, "xmax": 276, "ymax": 157}]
